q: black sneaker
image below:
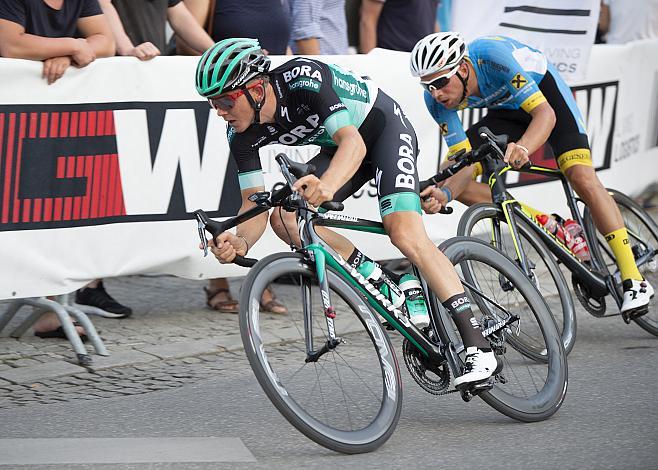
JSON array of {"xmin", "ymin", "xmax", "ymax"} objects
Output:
[{"xmin": 75, "ymin": 281, "xmax": 132, "ymax": 318}]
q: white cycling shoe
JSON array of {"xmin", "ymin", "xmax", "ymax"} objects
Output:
[
  {"xmin": 454, "ymin": 347, "xmax": 498, "ymax": 387},
  {"xmin": 621, "ymin": 279, "xmax": 654, "ymax": 323}
]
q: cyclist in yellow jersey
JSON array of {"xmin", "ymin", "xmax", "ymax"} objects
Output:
[{"xmin": 410, "ymin": 32, "xmax": 653, "ymax": 320}]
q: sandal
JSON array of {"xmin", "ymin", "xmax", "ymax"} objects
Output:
[
  {"xmin": 34, "ymin": 322, "xmax": 88, "ymax": 342},
  {"xmin": 204, "ymin": 287, "xmax": 240, "ymax": 313},
  {"xmin": 260, "ymin": 288, "xmax": 288, "ymax": 315}
]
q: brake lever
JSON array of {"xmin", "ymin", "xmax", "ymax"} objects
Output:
[
  {"xmin": 478, "ymin": 129, "xmax": 507, "ymax": 160},
  {"xmin": 195, "ymin": 212, "xmax": 210, "ymax": 257},
  {"xmin": 193, "ymin": 209, "xmax": 259, "ymax": 267}
]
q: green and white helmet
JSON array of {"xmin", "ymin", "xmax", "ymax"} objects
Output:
[{"xmin": 195, "ymin": 38, "xmax": 271, "ymax": 98}]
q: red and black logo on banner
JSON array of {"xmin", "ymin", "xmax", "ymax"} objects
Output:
[{"xmin": 0, "ymin": 102, "xmax": 240, "ymax": 232}]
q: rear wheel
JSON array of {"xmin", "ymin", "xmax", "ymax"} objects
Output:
[
  {"xmin": 239, "ymin": 252, "xmax": 402, "ymax": 454},
  {"xmin": 437, "ymin": 237, "xmax": 568, "ymax": 422},
  {"xmin": 458, "ymin": 203, "xmax": 577, "ymax": 355},
  {"xmin": 583, "ymin": 189, "xmax": 658, "ymax": 335}
]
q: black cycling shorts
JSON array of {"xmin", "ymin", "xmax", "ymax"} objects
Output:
[
  {"xmin": 466, "ymin": 70, "xmax": 591, "ymax": 173},
  {"xmin": 310, "ymin": 90, "xmax": 422, "ymax": 218}
]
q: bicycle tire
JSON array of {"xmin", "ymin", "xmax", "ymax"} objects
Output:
[
  {"xmin": 239, "ymin": 252, "xmax": 403, "ymax": 454},
  {"xmin": 437, "ymin": 237, "xmax": 568, "ymax": 422},
  {"xmin": 583, "ymin": 189, "xmax": 658, "ymax": 336},
  {"xmin": 457, "ymin": 203, "xmax": 577, "ymax": 356}
]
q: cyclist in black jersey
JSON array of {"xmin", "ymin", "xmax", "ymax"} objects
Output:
[
  {"xmin": 195, "ymin": 38, "xmax": 499, "ymax": 386},
  {"xmin": 409, "ymin": 32, "xmax": 654, "ymax": 319}
]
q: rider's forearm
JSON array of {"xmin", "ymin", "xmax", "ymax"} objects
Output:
[
  {"xmin": 235, "ymin": 192, "xmax": 269, "ymax": 252},
  {"xmin": 236, "ymin": 210, "xmax": 268, "ymax": 252},
  {"xmin": 442, "ymin": 165, "xmax": 475, "ymax": 201},
  {"xmin": 320, "ymin": 133, "xmax": 366, "ymax": 194},
  {"xmin": 517, "ymin": 102, "xmax": 556, "ymax": 154}
]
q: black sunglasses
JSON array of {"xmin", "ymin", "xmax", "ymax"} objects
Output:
[{"xmin": 420, "ymin": 65, "xmax": 461, "ymax": 92}]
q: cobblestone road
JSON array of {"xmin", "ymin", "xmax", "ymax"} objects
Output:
[
  {"xmin": 0, "ymin": 276, "xmax": 281, "ymax": 408},
  {"xmin": 0, "ymin": 274, "xmax": 363, "ymax": 409}
]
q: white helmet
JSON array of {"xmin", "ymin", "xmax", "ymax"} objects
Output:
[{"xmin": 410, "ymin": 32, "xmax": 466, "ymax": 77}]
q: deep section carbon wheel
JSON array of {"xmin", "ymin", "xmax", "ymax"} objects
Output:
[{"xmin": 239, "ymin": 252, "xmax": 403, "ymax": 454}]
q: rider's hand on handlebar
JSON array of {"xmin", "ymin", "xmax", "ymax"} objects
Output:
[
  {"xmin": 503, "ymin": 142, "xmax": 530, "ymax": 169},
  {"xmin": 204, "ymin": 232, "xmax": 248, "ymax": 264},
  {"xmin": 420, "ymin": 185, "xmax": 449, "ymax": 214},
  {"xmin": 292, "ymin": 175, "xmax": 336, "ymax": 207}
]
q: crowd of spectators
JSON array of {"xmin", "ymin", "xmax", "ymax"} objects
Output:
[{"xmin": 0, "ymin": 0, "xmax": 656, "ymax": 339}]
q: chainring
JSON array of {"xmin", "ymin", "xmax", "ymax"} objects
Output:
[
  {"xmin": 402, "ymin": 338, "xmax": 452, "ymax": 395},
  {"xmin": 572, "ymin": 275, "xmax": 607, "ymax": 316}
]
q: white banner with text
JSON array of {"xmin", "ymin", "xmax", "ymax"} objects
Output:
[
  {"xmin": 452, "ymin": 0, "xmax": 600, "ymax": 83},
  {"xmin": 0, "ymin": 40, "xmax": 657, "ymax": 299}
]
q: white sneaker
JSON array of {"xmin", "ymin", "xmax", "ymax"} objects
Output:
[
  {"xmin": 621, "ymin": 279, "xmax": 654, "ymax": 323},
  {"xmin": 454, "ymin": 347, "xmax": 498, "ymax": 387}
]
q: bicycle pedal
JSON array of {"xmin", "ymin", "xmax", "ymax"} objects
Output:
[
  {"xmin": 622, "ymin": 306, "xmax": 649, "ymax": 324},
  {"xmin": 495, "ymin": 373, "xmax": 507, "ymax": 384},
  {"xmin": 470, "ymin": 377, "xmax": 495, "ymax": 395},
  {"xmin": 458, "ymin": 387, "xmax": 473, "ymax": 402},
  {"xmin": 455, "ymin": 376, "xmax": 493, "ymax": 396}
]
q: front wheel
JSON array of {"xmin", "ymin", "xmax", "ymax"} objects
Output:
[
  {"xmin": 583, "ymin": 189, "xmax": 658, "ymax": 335},
  {"xmin": 457, "ymin": 203, "xmax": 577, "ymax": 356},
  {"xmin": 239, "ymin": 252, "xmax": 402, "ymax": 454},
  {"xmin": 437, "ymin": 237, "xmax": 568, "ymax": 422}
]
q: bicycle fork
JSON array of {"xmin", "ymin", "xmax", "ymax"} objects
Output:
[{"xmin": 298, "ymin": 213, "xmax": 343, "ymax": 363}]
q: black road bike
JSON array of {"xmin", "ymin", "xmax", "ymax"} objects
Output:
[
  {"xmin": 194, "ymin": 153, "xmax": 568, "ymax": 454},
  {"xmin": 454, "ymin": 128, "xmax": 658, "ymax": 355}
]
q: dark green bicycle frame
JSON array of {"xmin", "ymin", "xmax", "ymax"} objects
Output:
[
  {"xmin": 296, "ymin": 209, "xmax": 480, "ymax": 372},
  {"xmin": 298, "ymin": 208, "xmax": 520, "ymax": 377}
]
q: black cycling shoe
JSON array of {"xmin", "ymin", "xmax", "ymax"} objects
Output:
[{"xmin": 75, "ymin": 281, "xmax": 133, "ymax": 318}]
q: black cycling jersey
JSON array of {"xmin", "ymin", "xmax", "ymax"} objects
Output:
[{"xmin": 229, "ymin": 57, "xmax": 422, "ymax": 218}]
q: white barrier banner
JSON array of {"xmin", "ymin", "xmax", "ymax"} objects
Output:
[
  {"xmin": 1, "ymin": 41, "xmax": 657, "ymax": 299},
  {"xmin": 452, "ymin": 0, "xmax": 600, "ymax": 83}
]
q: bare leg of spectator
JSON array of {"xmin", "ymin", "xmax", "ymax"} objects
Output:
[
  {"xmin": 32, "ymin": 298, "xmax": 86, "ymax": 339},
  {"xmin": 205, "ymin": 278, "xmax": 240, "ymax": 313},
  {"xmin": 205, "ymin": 278, "xmax": 287, "ymax": 314},
  {"xmin": 259, "ymin": 284, "xmax": 287, "ymax": 314}
]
